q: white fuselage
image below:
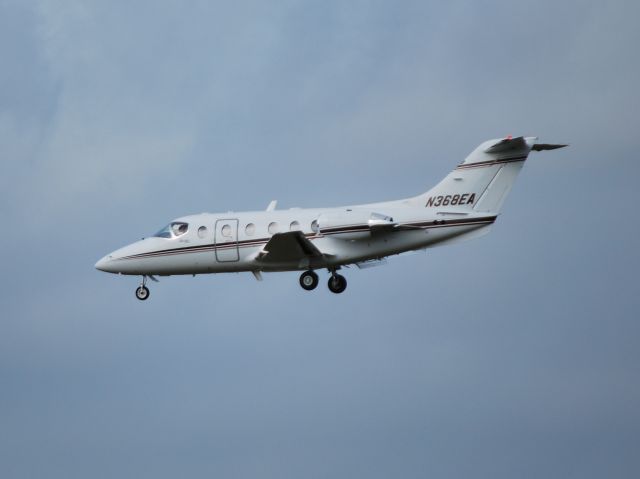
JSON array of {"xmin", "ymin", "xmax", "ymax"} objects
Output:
[{"xmin": 95, "ymin": 201, "xmax": 496, "ymax": 276}]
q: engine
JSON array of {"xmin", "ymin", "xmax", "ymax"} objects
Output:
[{"xmin": 316, "ymin": 210, "xmax": 395, "ymax": 240}]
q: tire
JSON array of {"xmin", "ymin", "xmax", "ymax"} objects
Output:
[
  {"xmin": 299, "ymin": 270, "xmax": 319, "ymax": 291},
  {"xmin": 135, "ymin": 285, "xmax": 150, "ymax": 301},
  {"xmin": 327, "ymin": 274, "xmax": 347, "ymax": 294}
]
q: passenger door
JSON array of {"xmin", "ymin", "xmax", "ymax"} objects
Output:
[{"xmin": 215, "ymin": 219, "xmax": 239, "ymax": 262}]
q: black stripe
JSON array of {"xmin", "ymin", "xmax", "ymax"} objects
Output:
[
  {"xmin": 120, "ymin": 236, "xmax": 286, "ymax": 260},
  {"xmin": 321, "ymin": 224, "xmax": 370, "ymax": 233},
  {"xmin": 455, "ymin": 155, "xmax": 527, "ymax": 170}
]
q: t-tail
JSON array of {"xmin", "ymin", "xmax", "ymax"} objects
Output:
[{"xmin": 408, "ymin": 136, "xmax": 567, "ymax": 214}]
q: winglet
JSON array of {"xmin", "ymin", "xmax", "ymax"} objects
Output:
[{"xmin": 266, "ymin": 200, "xmax": 277, "ymax": 212}]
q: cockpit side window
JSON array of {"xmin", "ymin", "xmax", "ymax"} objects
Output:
[
  {"xmin": 172, "ymin": 222, "xmax": 188, "ymax": 236},
  {"xmin": 153, "ymin": 222, "xmax": 189, "ymax": 238}
]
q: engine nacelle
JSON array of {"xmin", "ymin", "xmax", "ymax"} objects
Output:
[{"xmin": 316, "ymin": 210, "xmax": 395, "ymax": 240}]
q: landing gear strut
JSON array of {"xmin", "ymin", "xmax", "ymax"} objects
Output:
[
  {"xmin": 135, "ymin": 276, "xmax": 150, "ymax": 301},
  {"xmin": 327, "ymin": 271, "xmax": 347, "ymax": 294},
  {"xmin": 299, "ymin": 270, "xmax": 319, "ymax": 291}
]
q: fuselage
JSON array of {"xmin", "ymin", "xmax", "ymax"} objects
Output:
[{"xmin": 94, "ymin": 201, "xmax": 496, "ymax": 276}]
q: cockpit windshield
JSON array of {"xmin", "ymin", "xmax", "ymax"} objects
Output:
[{"xmin": 153, "ymin": 222, "xmax": 189, "ymax": 238}]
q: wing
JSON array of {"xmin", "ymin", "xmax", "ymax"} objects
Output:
[{"xmin": 256, "ymin": 231, "xmax": 324, "ymax": 264}]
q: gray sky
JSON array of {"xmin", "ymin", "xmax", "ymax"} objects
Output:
[{"xmin": 2, "ymin": 1, "xmax": 640, "ymax": 477}]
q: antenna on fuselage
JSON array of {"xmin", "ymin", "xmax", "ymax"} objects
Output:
[{"xmin": 266, "ymin": 200, "xmax": 277, "ymax": 212}]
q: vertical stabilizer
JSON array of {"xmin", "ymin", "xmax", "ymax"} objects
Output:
[{"xmin": 407, "ymin": 136, "xmax": 565, "ymax": 214}]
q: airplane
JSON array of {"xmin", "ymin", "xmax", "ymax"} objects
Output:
[{"xmin": 95, "ymin": 136, "xmax": 566, "ymax": 300}]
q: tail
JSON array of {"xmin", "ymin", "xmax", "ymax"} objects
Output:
[{"xmin": 407, "ymin": 136, "xmax": 567, "ymax": 214}]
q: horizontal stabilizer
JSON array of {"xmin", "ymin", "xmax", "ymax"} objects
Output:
[
  {"xmin": 531, "ymin": 143, "xmax": 568, "ymax": 151},
  {"xmin": 484, "ymin": 136, "xmax": 528, "ymax": 153}
]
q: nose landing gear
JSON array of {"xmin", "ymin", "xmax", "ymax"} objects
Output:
[
  {"xmin": 135, "ymin": 284, "xmax": 150, "ymax": 301},
  {"xmin": 135, "ymin": 275, "xmax": 156, "ymax": 301}
]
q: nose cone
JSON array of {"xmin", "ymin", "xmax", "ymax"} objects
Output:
[
  {"xmin": 95, "ymin": 254, "xmax": 116, "ymax": 273},
  {"xmin": 95, "ymin": 240, "xmax": 151, "ymax": 275}
]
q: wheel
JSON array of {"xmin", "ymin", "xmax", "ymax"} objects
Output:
[
  {"xmin": 299, "ymin": 270, "xmax": 319, "ymax": 291},
  {"xmin": 327, "ymin": 274, "xmax": 347, "ymax": 294},
  {"xmin": 135, "ymin": 285, "xmax": 150, "ymax": 301}
]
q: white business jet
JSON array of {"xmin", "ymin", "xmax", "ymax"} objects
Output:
[{"xmin": 95, "ymin": 136, "xmax": 565, "ymax": 300}]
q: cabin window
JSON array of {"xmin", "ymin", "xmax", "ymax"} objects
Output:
[
  {"xmin": 268, "ymin": 222, "xmax": 279, "ymax": 235},
  {"xmin": 221, "ymin": 224, "xmax": 232, "ymax": 238},
  {"xmin": 311, "ymin": 220, "xmax": 319, "ymax": 233},
  {"xmin": 290, "ymin": 220, "xmax": 300, "ymax": 231},
  {"xmin": 245, "ymin": 223, "xmax": 255, "ymax": 236},
  {"xmin": 197, "ymin": 226, "xmax": 207, "ymax": 238},
  {"xmin": 153, "ymin": 222, "xmax": 189, "ymax": 238}
]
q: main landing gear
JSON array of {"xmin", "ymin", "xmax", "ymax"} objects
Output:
[
  {"xmin": 299, "ymin": 269, "xmax": 347, "ymax": 294},
  {"xmin": 299, "ymin": 270, "xmax": 319, "ymax": 290},
  {"xmin": 327, "ymin": 272, "xmax": 347, "ymax": 294}
]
